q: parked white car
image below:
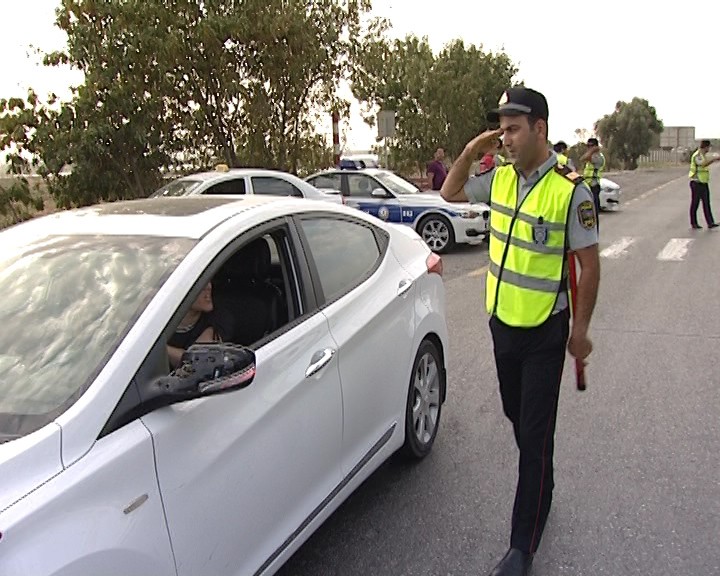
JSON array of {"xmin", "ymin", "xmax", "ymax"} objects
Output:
[
  {"xmin": 150, "ymin": 166, "xmax": 343, "ymax": 203},
  {"xmin": 0, "ymin": 195, "xmax": 448, "ymax": 576},
  {"xmin": 599, "ymin": 177, "xmax": 622, "ymax": 210}
]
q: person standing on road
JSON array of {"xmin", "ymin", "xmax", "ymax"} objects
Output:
[
  {"xmin": 553, "ymin": 141, "xmax": 575, "ymax": 171},
  {"xmin": 580, "ymin": 138, "xmax": 605, "ymax": 230},
  {"xmin": 440, "ymin": 87, "xmax": 601, "ymax": 576},
  {"xmin": 688, "ymin": 139, "xmax": 720, "ymax": 229},
  {"xmin": 426, "ymin": 147, "xmax": 448, "ymax": 190}
]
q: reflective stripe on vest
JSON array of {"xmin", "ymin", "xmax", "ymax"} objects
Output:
[
  {"xmin": 689, "ymin": 150, "xmax": 710, "ymax": 183},
  {"xmin": 583, "ymin": 152, "xmax": 605, "ymax": 185},
  {"xmin": 486, "ymin": 165, "xmax": 575, "ymax": 327}
]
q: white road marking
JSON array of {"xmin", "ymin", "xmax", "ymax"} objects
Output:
[
  {"xmin": 468, "ymin": 265, "xmax": 488, "ymax": 277},
  {"xmin": 657, "ymin": 238, "xmax": 693, "ymax": 261},
  {"xmin": 600, "ymin": 237, "xmax": 636, "ymax": 259}
]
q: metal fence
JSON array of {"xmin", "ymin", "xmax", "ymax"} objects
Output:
[{"xmin": 637, "ymin": 149, "xmax": 686, "ymax": 166}]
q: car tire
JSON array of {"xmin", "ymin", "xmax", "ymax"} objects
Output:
[
  {"xmin": 399, "ymin": 339, "xmax": 445, "ymax": 460},
  {"xmin": 417, "ymin": 214, "xmax": 455, "ymax": 254}
]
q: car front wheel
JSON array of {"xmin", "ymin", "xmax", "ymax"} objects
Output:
[
  {"xmin": 400, "ymin": 339, "xmax": 445, "ymax": 460},
  {"xmin": 418, "ymin": 215, "xmax": 455, "ymax": 254}
]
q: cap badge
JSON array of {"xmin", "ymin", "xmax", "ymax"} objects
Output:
[{"xmin": 498, "ymin": 91, "xmax": 509, "ymax": 106}]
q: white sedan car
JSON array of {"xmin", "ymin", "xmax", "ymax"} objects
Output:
[
  {"xmin": 599, "ymin": 177, "xmax": 622, "ymax": 210},
  {"xmin": 150, "ymin": 166, "xmax": 342, "ymax": 203},
  {"xmin": 0, "ymin": 195, "xmax": 448, "ymax": 576}
]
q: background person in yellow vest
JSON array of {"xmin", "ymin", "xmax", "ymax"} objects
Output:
[
  {"xmin": 441, "ymin": 87, "xmax": 600, "ymax": 576},
  {"xmin": 688, "ymin": 139, "xmax": 720, "ymax": 229},
  {"xmin": 580, "ymin": 138, "xmax": 605, "ymax": 229},
  {"xmin": 553, "ymin": 140, "xmax": 575, "ymax": 171}
]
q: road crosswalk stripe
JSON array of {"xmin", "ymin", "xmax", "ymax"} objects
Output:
[
  {"xmin": 656, "ymin": 238, "xmax": 693, "ymax": 261},
  {"xmin": 600, "ymin": 237, "xmax": 636, "ymax": 259}
]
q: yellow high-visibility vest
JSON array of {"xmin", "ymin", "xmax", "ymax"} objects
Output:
[
  {"xmin": 583, "ymin": 152, "xmax": 605, "ymax": 185},
  {"xmin": 689, "ymin": 150, "xmax": 710, "ymax": 183},
  {"xmin": 486, "ymin": 165, "xmax": 578, "ymax": 327}
]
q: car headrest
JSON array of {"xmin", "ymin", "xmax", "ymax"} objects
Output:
[{"xmin": 224, "ymin": 238, "xmax": 271, "ymax": 281}]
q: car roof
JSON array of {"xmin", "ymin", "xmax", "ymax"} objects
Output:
[
  {"xmin": 169, "ymin": 168, "xmax": 302, "ymax": 183},
  {"xmin": 1, "ymin": 196, "xmax": 315, "ymax": 244},
  {"xmin": 310, "ymin": 167, "xmax": 386, "ymax": 177}
]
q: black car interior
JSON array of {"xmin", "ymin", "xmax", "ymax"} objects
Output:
[{"xmin": 212, "ymin": 235, "xmax": 290, "ymax": 347}]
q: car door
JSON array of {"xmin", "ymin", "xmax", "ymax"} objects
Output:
[
  {"xmin": 345, "ymin": 173, "xmax": 401, "ymax": 224},
  {"xmin": 295, "ymin": 214, "xmax": 415, "ymax": 476},
  {"xmin": 139, "ymin": 222, "xmax": 343, "ymax": 576}
]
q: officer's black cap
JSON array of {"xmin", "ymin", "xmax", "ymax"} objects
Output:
[{"xmin": 487, "ymin": 87, "xmax": 549, "ymax": 123}]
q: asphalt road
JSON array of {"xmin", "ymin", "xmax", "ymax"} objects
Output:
[{"xmin": 277, "ymin": 166, "xmax": 720, "ymax": 576}]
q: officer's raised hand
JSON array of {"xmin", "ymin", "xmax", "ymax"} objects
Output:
[
  {"xmin": 465, "ymin": 128, "xmax": 505, "ymax": 158},
  {"xmin": 441, "ymin": 128, "xmax": 504, "ymax": 203}
]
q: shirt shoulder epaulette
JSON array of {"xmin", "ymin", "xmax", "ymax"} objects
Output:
[{"xmin": 554, "ymin": 163, "xmax": 584, "ymax": 184}]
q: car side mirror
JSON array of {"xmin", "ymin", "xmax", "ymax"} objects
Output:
[
  {"xmin": 151, "ymin": 343, "xmax": 256, "ymax": 407},
  {"xmin": 371, "ymin": 188, "xmax": 387, "ymax": 198}
]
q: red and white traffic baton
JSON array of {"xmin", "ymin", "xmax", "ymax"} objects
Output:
[{"xmin": 567, "ymin": 251, "xmax": 586, "ymax": 391}]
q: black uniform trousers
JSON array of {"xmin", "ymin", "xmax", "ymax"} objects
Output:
[
  {"xmin": 689, "ymin": 180, "xmax": 716, "ymax": 227},
  {"xmin": 489, "ymin": 307, "xmax": 570, "ymax": 554},
  {"xmin": 590, "ymin": 183, "xmax": 601, "ymax": 233}
]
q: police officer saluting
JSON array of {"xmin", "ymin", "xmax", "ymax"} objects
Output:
[{"xmin": 441, "ymin": 87, "xmax": 601, "ymax": 576}]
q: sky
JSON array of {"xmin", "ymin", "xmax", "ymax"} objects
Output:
[{"xmin": 1, "ymin": 1, "xmax": 718, "ymax": 153}]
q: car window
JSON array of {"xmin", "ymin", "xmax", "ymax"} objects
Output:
[
  {"xmin": 152, "ymin": 178, "xmax": 203, "ymax": 197},
  {"xmin": 168, "ymin": 228, "xmax": 303, "ymax": 356},
  {"xmin": 299, "ymin": 217, "xmax": 382, "ymax": 302},
  {"xmin": 373, "ymin": 171, "xmax": 420, "ymax": 195},
  {"xmin": 251, "ymin": 177, "xmax": 304, "ymax": 197},
  {"xmin": 308, "ymin": 174, "xmax": 341, "ymax": 192},
  {"xmin": 205, "ymin": 178, "xmax": 246, "ymax": 195},
  {"xmin": 346, "ymin": 174, "xmax": 382, "ymax": 198},
  {"xmin": 0, "ymin": 234, "xmax": 195, "ymax": 443}
]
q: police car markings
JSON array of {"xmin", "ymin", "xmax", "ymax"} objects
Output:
[{"xmin": 657, "ymin": 238, "xmax": 693, "ymax": 261}]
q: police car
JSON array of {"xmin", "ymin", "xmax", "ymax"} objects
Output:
[{"xmin": 305, "ymin": 167, "xmax": 490, "ymax": 253}]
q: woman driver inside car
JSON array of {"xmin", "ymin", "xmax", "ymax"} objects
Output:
[{"xmin": 167, "ymin": 282, "xmax": 232, "ymax": 369}]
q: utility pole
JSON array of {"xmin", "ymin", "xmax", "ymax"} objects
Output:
[{"xmin": 331, "ymin": 111, "xmax": 340, "ymax": 167}]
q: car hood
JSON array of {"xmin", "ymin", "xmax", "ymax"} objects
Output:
[
  {"xmin": 0, "ymin": 424, "xmax": 63, "ymax": 513},
  {"xmin": 600, "ymin": 178, "xmax": 619, "ymax": 189},
  {"xmin": 401, "ymin": 192, "xmax": 489, "ymax": 211}
]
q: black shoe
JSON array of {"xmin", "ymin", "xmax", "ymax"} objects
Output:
[
  {"xmin": 487, "ymin": 548, "xmax": 534, "ymax": 576},
  {"xmin": 691, "ymin": 224, "xmax": 702, "ymax": 229},
  {"xmin": 709, "ymin": 223, "xmax": 719, "ymax": 229}
]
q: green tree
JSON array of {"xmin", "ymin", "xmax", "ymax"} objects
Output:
[
  {"xmin": 594, "ymin": 97, "xmax": 663, "ymax": 170},
  {"xmin": 351, "ymin": 34, "xmax": 518, "ymax": 174},
  {"xmin": 0, "ymin": 0, "xmax": 381, "ymax": 209}
]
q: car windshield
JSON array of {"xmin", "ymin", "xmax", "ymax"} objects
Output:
[
  {"xmin": 373, "ymin": 171, "xmax": 420, "ymax": 195},
  {"xmin": 0, "ymin": 234, "xmax": 195, "ymax": 443},
  {"xmin": 152, "ymin": 178, "xmax": 203, "ymax": 197}
]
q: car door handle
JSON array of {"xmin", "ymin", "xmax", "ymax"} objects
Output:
[
  {"xmin": 397, "ymin": 279, "xmax": 414, "ymax": 297},
  {"xmin": 305, "ymin": 348, "xmax": 336, "ymax": 378}
]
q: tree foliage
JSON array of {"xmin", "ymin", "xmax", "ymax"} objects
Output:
[
  {"xmin": 0, "ymin": 0, "xmax": 379, "ymax": 212},
  {"xmin": 351, "ymin": 35, "xmax": 518, "ymax": 173},
  {"xmin": 594, "ymin": 97, "xmax": 663, "ymax": 170}
]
